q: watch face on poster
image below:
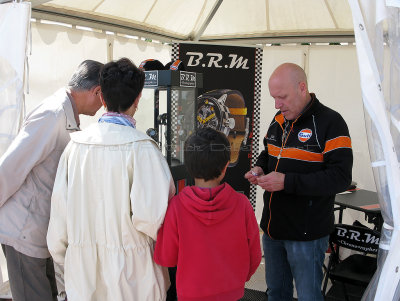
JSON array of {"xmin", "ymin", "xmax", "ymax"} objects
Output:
[
  {"xmin": 197, "ymin": 97, "xmax": 224, "ymax": 131},
  {"xmin": 196, "ymin": 89, "xmax": 249, "ymax": 167}
]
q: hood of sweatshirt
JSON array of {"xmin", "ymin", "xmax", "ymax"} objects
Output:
[{"xmin": 179, "ymin": 183, "xmax": 238, "ymax": 226}]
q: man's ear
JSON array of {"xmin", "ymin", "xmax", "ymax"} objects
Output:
[
  {"xmin": 93, "ymin": 85, "xmax": 101, "ymax": 95},
  {"xmin": 299, "ymin": 81, "xmax": 307, "ymax": 95}
]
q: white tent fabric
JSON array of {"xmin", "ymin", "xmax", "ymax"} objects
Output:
[
  {"xmin": 0, "ymin": 1, "xmax": 30, "ymax": 287},
  {"xmin": 348, "ymin": 0, "xmax": 400, "ymax": 300},
  {"xmin": 31, "ymin": 0, "xmax": 355, "ymax": 43},
  {"xmin": 0, "ymin": 1, "xmax": 30, "ymax": 157},
  {"xmin": 3, "ymin": 0, "xmax": 400, "ymax": 299},
  {"xmin": 24, "ymin": 20, "xmax": 171, "ymax": 129}
]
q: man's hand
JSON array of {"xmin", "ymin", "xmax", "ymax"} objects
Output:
[
  {"xmin": 244, "ymin": 166, "xmax": 264, "ymax": 185},
  {"xmin": 257, "ymin": 171, "xmax": 285, "ymax": 192}
]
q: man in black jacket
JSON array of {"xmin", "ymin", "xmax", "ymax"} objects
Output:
[{"xmin": 245, "ymin": 63, "xmax": 353, "ymax": 301}]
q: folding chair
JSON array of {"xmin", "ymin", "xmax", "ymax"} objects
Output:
[{"xmin": 323, "ymin": 224, "xmax": 380, "ymax": 301}]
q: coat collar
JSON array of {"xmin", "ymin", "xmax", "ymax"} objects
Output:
[{"xmin": 70, "ymin": 122, "xmax": 156, "ymax": 146}]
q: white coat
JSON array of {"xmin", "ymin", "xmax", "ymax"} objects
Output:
[{"xmin": 47, "ymin": 122, "xmax": 175, "ymax": 301}]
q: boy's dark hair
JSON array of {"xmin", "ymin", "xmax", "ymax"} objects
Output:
[
  {"xmin": 100, "ymin": 57, "xmax": 145, "ymax": 113},
  {"xmin": 184, "ymin": 128, "xmax": 230, "ymax": 181}
]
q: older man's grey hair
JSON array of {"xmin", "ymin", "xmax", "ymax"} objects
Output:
[{"xmin": 68, "ymin": 60, "xmax": 103, "ymax": 91}]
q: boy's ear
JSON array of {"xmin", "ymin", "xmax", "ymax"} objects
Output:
[{"xmin": 221, "ymin": 161, "xmax": 229, "ymax": 176}]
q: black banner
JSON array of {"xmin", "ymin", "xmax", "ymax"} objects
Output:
[{"xmin": 175, "ymin": 43, "xmax": 262, "ymax": 200}]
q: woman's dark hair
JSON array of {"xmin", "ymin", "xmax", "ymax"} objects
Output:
[
  {"xmin": 184, "ymin": 128, "xmax": 230, "ymax": 181},
  {"xmin": 100, "ymin": 58, "xmax": 145, "ymax": 113}
]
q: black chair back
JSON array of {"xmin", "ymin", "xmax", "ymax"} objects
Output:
[
  {"xmin": 330, "ymin": 224, "xmax": 380, "ymax": 255},
  {"xmin": 323, "ymin": 224, "xmax": 380, "ymax": 300}
]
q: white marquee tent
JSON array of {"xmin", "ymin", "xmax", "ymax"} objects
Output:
[
  {"xmin": 1, "ymin": 0, "xmax": 400, "ymax": 300},
  {"xmin": 28, "ymin": 0, "xmax": 356, "ymax": 44}
]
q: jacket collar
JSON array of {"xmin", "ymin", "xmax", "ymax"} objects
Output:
[
  {"xmin": 275, "ymin": 93, "xmax": 320, "ymax": 127},
  {"xmin": 56, "ymin": 88, "xmax": 80, "ymax": 131},
  {"xmin": 66, "ymin": 90, "xmax": 80, "ymax": 127}
]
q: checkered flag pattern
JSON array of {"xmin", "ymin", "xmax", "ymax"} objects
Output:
[
  {"xmin": 249, "ymin": 47, "xmax": 263, "ymax": 210},
  {"xmin": 171, "ymin": 90, "xmax": 179, "ymax": 158},
  {"xmin": 171, "ymin": 43, "xmax": 179, "ymax": 61},
  {"xmin": 170, "ymin": 44, "xmax": 180, "ymax": 158}
]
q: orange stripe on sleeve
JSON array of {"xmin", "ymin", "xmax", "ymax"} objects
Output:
[
  {"xmin": 267, "ymin": 144, "xmax": 281, "ymax": 157},
  {"xmin": 268, "ymin": 144, "xmax": 324, "ymax": 162},
  {"xmin": 323, "ymin": 136, "xmax": 352, "ymax": 154}
]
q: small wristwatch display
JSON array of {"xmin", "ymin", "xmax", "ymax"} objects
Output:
[
  {"xmin": 197, "ymin": 89, "xmax": 249, "ymax": 166},
  {"xmin": 197, "ymin": 94, "xmax": 233, "ymax": 133}
]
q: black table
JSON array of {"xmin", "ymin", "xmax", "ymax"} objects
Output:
[{"xmin": 334, "ymin": 189, "xmax": 382, "ymax": 230}]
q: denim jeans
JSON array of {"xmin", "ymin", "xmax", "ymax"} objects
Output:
[{"xmin": 262, "ymin": 233, "xmax": 329, "ymax": 301}]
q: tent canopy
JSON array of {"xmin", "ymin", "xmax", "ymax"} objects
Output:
[{"xmin": 30, "ymin": 0, "xmax": 355, "ymax": 44}]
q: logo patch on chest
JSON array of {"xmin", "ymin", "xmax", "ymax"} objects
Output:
[{"xmin": 298, "ymin": 129, "xmax": 312, "ymax": 142}]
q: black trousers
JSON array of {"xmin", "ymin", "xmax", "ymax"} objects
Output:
[
  {"xmin": 1, "ymin": 244, "xmax": 58, "ymax": 301},
  {"xmin": 166, "ymin": 267, "xmax": 177, "ymax": 301}
]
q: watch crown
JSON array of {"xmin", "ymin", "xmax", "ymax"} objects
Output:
[{"xmin": 227, "ymin": 118, "xmax": 235, "ymax": 129}]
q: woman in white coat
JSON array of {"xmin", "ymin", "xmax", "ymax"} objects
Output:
[{"xmin": 47, "ymin": 58, "xmax": 175, "ymax": 301}]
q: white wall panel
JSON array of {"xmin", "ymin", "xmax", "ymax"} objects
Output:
[
  {"xmin": 308, "ymin": 45, "xmax": 375, "ymax": 190},
  {"xmin": 26, "ymin": 22, "xmax": 108, "ymax": 128}
]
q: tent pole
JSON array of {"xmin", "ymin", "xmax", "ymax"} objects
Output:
[{"xmin": 192, "ymin": 0, "xmax": 223, "ymax": 41}]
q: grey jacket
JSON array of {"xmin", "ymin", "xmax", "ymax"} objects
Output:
[{"xmin": 0, "ymin": 88, "xmax": 79, "ymax": 258}]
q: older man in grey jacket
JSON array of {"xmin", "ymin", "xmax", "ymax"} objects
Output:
[{"xmin": 0, "ymin": 60, "xmax": 104, "ymax": 301}]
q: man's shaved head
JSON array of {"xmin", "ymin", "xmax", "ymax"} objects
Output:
[
  {"xmin": 268, "ymin": 63, "xmax": 311, "ymax": 121},
  {"xmin": 269, "ymin": 63, "xmax": 308, "ymax": 90}
]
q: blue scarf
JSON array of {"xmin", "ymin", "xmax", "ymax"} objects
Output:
[{"xmin": 98, "ymin": 112, "xmax": 136, "ymax": 129}]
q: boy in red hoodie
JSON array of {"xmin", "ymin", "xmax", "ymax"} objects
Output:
[{"xmin": 154, "ymin": 128, "xmax": 261, "ymax": 301}]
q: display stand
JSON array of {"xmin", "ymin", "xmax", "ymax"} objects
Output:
[{"xmin": 144, "ymin": 70, "xmax": 203, "ymax": 191}]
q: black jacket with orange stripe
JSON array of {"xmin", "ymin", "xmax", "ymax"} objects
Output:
[{"xmin": 256, "ymin": 93, "xmax": 353, "ymax": 241}]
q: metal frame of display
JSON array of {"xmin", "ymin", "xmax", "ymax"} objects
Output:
[{"xmin": 144, "ymin": 70, "xmax": 203, "ymax": 187}]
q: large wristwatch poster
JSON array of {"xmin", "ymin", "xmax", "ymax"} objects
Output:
[{"xmin": 172, "ymin": 43, "xmax": 262, "ymax": 208}]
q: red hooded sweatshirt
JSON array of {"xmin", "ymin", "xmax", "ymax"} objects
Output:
[{"xmin": 154, "ymin": 183, "xmax": 261, "ymax": 301}]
